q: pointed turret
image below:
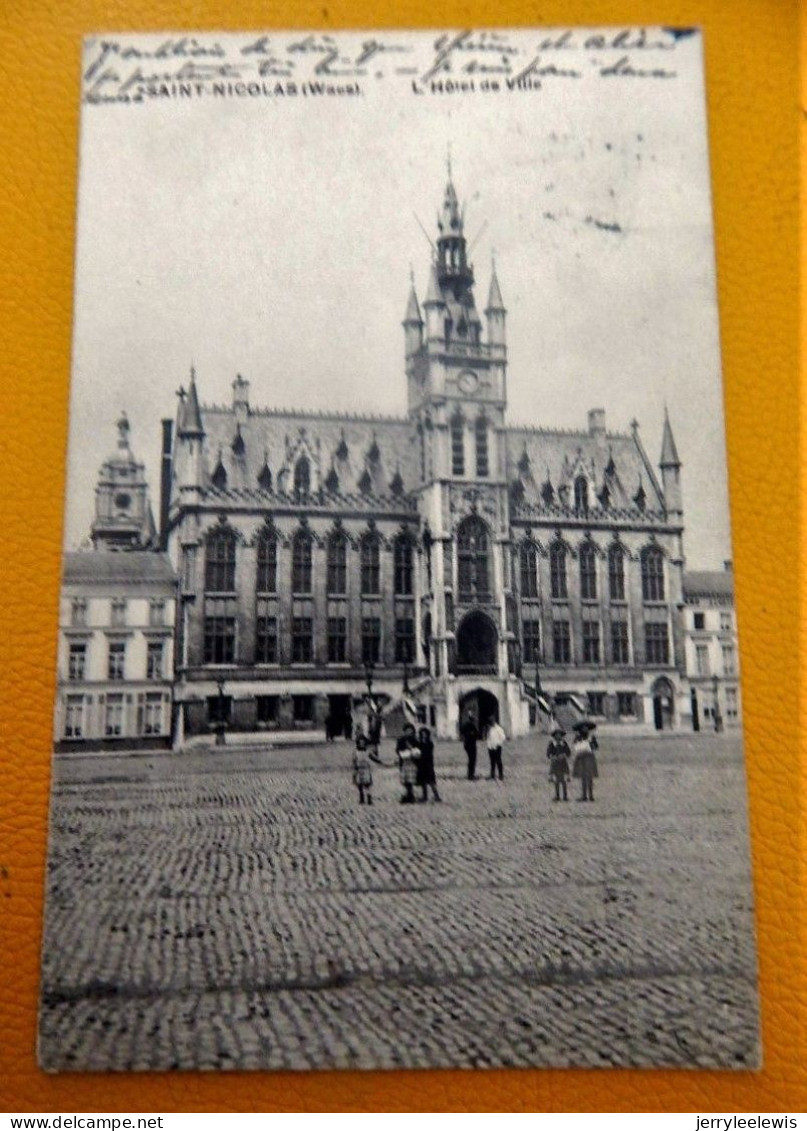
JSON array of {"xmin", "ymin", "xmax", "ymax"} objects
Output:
[
  {"xmin": 659, "ymin": 407, "xmax": 683, "ymax": 519},
  {"xmin": 403, "ymin": 276, "xmax": 423, "ymax": 357},
  {"xmin": 179, "ymin": 367, "xmax": 205, "ymax": 439},
  {"xmin": 486, "ymin": 267, "xmax": 505, "ymax": 313},
  {"xmin": 423, "ymin": 260, "xmax": 446, "ymax": 342},
  {"xmin": 660, "ymin": 407, "xmax": 681, "ymax": 467},
  {"xmin": 485, "ymin": 264, "xmax": 506, "ymax": 351}
]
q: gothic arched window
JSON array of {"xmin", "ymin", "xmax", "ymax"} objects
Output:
[
  {"xmin": 608, "ymin": 544, "xmax": 625, "ymax": 601},
  {"xmin": 579, "ymin": 542, "xmax": 597, "ymax": 601},
  {"xmin": 457, "ymin": 516, "xmax": 491, "ymax": 599},
  {"xmin": 256, "ymin": 527, "xmax": 277, "ymax": 594},
  {"xmin": 291, "ymin": 529, "xmax": 313, "ymax": 594},
  {"xmin": 519, "ymin": 540, "xmax": 538, "ymax": 599},
  {"xmin": 574, "ymin": 475, "xmax": 589, "ymax": 514},
  {"xmin": 450, "ymin": 411, "xmax": 465, "ymax": 476},
  {"xmin": 393, "ymin": 534, "xmax": 414, "ymax": 596},
  {"xmin": 641, "ymin": 546, "xmax": 665, "ymax": 602},
  {"xmin": 360, "ymin": 533, "xmax": 381, "ymax": 595},
  {"xmin": 205, "ymin": 527, "xmax": 236, "ymax": 592},
  {"xmin": 549, "ymin": 541, "xmax": 568, "ymax": 600},
  {"xmin": 293, "ymin": 456, "xmax": 311, "ymax": 500},
  {"xmin": 327, "ymin": 531, "xmax": 347, "ymax": 595},
  {"xmin": 475, "ymin": 416, "xmax": 489, "ymax": 478}
]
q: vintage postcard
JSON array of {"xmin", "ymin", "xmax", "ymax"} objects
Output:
[{"xmin": 40, "ymin": 28, "xmax": 759, "ymax": 1071}]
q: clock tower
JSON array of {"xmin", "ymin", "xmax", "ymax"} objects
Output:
[
  {"xmin": 90, "ymin": 412, "xmax": 157, "ymax": 551},
  {"xmin": 403, "ymin": 170, "xmax": 521, "ymax": 737}
]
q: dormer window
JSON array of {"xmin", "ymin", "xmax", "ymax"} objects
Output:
[
  {"xmin": 574, "ymin": 475, "xmax": 589, "ymax": 514},
  {"xmin": 257, "ymin": 459, "xmax": 272, "ymax": 492},
  {"xmin": 211, "ymin": 456, "xmax": 227, "ymax": 490},
  {"xmin": 293, "ymin": 456, "xmax": 311, "ymax": 500}
]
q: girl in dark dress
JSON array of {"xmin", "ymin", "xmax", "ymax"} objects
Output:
[
  {"xmin": 546, "ymin": 725, "xmax": 571, "ymax": 801},
  {"xmin": 416, "ymin": 726, "xmax": 441, "ymax": 803}
]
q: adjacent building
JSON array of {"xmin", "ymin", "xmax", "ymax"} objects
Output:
[
  {"xmin": 54, "ymin": 417, "xmax": 177, "ymax": 751},
  {"xmin": 164, "ymin": 174, "xmax": 691, "ymax": 740},
  {"xmin": 683, "ymin": 565, "xmax": 742, "ymax": 730}
]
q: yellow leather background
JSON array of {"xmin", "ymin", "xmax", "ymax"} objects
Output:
[{"xmin": 0, "ymin": 0, "xmax": 801, "ymax": 1113}]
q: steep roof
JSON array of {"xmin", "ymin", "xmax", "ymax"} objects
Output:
[
  {"xmin": 505, "ymin": 424, "xmax": 666, "ymax": 518},
  {"xmin": 63, "ymin": 551, "xmax": 177, "ymax": 586},
  {"xmin": 195, "ymin": 405, "xmax": 421, "ymax": 510},
  {"xmin": 683, "ymin": 570, "xmax": 734, "ymax": 599}
]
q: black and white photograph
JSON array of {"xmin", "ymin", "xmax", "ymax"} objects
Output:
[{"xmin": 40, "ymin": 27, "xmax": 760, "ymax": 1072}]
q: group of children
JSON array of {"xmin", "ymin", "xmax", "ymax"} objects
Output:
[
  {"xmin": 351, "ymin": 715, "xmax": 600, "ymax": 806},
  {"xmin": 545, "ymin": 719, "xmax": 599, "ymax": 802},
  {"xmin": 351, "ymin": 721, "xmax": 441, "ymax": 805}
]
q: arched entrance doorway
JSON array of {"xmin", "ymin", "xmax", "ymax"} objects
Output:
[
  {"xmin": 652, "ymin": 677, "xmax": 675, "ymax": 731},
  {"xmin": 455, "ymin": 610, "xmax": 498, "ymax": 674},
  {"xmin": 459, "ymin": 688, "xmax": 500, "ymax": 733}
]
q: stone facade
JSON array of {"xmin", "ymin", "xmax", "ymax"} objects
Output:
[{"xmin": 166, "ymin": 174, "xmax": 689, "ymax": 740}]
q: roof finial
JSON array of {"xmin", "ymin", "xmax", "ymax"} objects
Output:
[{"xmin": 116, "ymin": 410, "xmax": 130, "ymax": 449}]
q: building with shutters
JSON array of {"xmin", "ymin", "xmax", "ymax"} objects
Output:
[
  {"xmin": 682, "ymin": 564, "xmax": 742, "ymax": 731},
  {"xmin": 164, "ymin": 173, "xmax": 691, "ymax": 740},
  {"xmin": 54, "ymin": 417, "xmax": 177, "ymax": 750}
]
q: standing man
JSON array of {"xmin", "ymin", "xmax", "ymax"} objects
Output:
[
  {"xmin": 460, "ymin": 712, "xmax": 479, "ymax": 780},
  {"xmin": 486, "ymin": 717, "xmax": 507, "ymax": 781}
]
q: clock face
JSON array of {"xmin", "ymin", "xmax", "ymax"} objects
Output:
[
  {"xmin": 114, "ymin": 492, "xmax": 131, "ymax": 511},
  {"xmin": 458, "ymin": 371, "xmax": 479, "ymax": 395}
]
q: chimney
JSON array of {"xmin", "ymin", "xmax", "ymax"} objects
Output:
[
  {"xmin": 159, "ymin": 419, "xmax": 173, "ymax": 550},
  {"xmin": 232, "ymin": 374, "xmax": 250, "ymax": 424},
  {"xmin": 588, "ymin": 408, "xmax": 606, "ymax": 438}
]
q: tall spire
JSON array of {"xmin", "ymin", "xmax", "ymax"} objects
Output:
[
  {"xmin": 660, "ymin": 406, "xmax": 681, "ymax": 466},
  {"xmin": 435, "ymin": 161, "xmax": 473, "ymax": 303}
]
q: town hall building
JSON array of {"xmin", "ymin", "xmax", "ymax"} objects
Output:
[{"xmin": 164, "ymin": 174, "xmax": 689, "ymax": 740}]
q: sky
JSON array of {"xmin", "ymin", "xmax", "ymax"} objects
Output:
[{"xmin": 65, "ymin": 29, "xmax": 732, "ymax": 569}]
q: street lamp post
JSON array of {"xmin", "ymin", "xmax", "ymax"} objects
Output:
[
  {"xmin": 215, "ymin": 677, "xmax": 227, "ymax": 746},
  {"xmin": 712, "ymin": 673, "xmax": 723, "ymax": 734}
]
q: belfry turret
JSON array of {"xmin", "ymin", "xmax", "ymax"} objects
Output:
[{"xmin": 90, "ymin": 412, "xmax": 157, "ymax": 550}]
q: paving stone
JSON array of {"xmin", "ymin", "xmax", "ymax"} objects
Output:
[{"xmin": 39, "ymin": 733, "xmax": 760, "ymax": 1071}]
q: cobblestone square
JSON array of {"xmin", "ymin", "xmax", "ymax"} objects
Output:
[{"xmin": 39, "ymin": 733, "xmax": 760, "ymax": 1072}]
